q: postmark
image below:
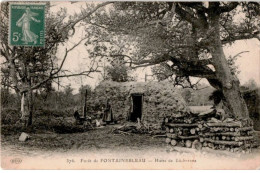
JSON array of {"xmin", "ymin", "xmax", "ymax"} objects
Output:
[{"xmin": 9, "ymin": 3, "xmax": 45, "ymax": 47}]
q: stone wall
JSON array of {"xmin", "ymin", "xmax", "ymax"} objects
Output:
[{"xmin": 91, "ymin": 81, "xmax": 189, "ymax": 129}]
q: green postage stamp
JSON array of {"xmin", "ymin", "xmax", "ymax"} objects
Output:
[{"xmin": 9, "ymin": 3, "xmax": 45, "ymax": 47}]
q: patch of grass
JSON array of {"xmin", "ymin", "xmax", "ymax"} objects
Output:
[{"xmin": 1, "ymin": 108, "xmax": 89, "ymax": 135}]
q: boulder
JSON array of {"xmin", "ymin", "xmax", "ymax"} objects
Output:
[{"xmin": 19, "ymin": 132, "xmax": 30, "ymax": 142}]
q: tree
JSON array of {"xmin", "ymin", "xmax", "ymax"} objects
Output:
[
  {"xmin": 243, "ymin": 78, "xmax": 258, "ymax": 90},
  {"xmin": 79, "ymin": 84, "xmax": 92, "ymax": 97},
  {"xmin": 0, "ymin": 2, "xmax": 110, "ymax": 126},
  {"xmin": 85, "ymin": 2, "xmax": 259, "ymax": 119},
  {"xmin": 105, "ymin": 59, "xmax": 133, "ymax": 82}
]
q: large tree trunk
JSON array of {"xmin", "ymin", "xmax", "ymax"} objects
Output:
[
  {"xmin": 208, "ymin": 15, "xmax": 249, "ymax": 120},
  {"xmin": 20, "ymin": 90, "xmax": 33, "ymax": 127},
  {"xmin": 21, "ymin": 93, "xmax": 26, "ymax": 121},
  {"xmin": 20, "ymin": 68, "xmax": 34, "ymax": 127}
]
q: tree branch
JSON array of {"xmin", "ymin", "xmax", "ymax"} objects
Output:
[
  {"xmin": 53, "ymin": 37, "xmax": 87, "ymax": 76},
  {"xmin": 53, "ymin": 70, "xmax": 100, "ymax": 79},
  {"xmin": 64, "ymin": 2, "xmax": 113, "ymax": 35},
  {"xmin": 181, "ymin": 2, "xmax": 207, "ymax": 11},
  {"xmin": 218, "ymin": 2, "xmax": 239, "ymax": 13},
  {"xmin": 221, "ymin": 30, "xmax": 260, "ymax": 44},
  {"xmin": 175, "ymin": 3, "xmax": 202, "ymax": 28}
]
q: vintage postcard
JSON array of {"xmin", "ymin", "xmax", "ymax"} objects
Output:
[{"xmin": 1, "ymin": 1, "xmax": 260, "ymax": 170}]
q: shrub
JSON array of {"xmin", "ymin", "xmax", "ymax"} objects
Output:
[
  {"xmin": 1, "ymin": 108, "xmax": 20, "ymax": 124},
  {"xmin": 1, "ymin": 108, "xmax": 90, "ymax": 135}
]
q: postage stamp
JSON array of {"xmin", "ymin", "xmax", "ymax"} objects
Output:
[{"xmin": 9, "ymin": 3, "xmax": 45, "ymax": 47}]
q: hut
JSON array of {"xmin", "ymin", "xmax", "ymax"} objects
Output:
[{"xmin": 91, "ymin": 81, "xmax": 189, "ymax": 129}]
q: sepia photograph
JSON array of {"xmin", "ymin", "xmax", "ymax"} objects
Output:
[{"xmin": 0, "ymin": 1, "xmax": 260, "ymax": 170}]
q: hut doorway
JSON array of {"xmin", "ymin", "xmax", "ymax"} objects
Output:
[{"xmin": 130, "ymin": 94, "xmax": 143, "ymax": 122}]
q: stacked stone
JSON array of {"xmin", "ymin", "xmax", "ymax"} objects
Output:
[
  {"xmin": 92, "ymin": 81, "xmax": 189, "ymax": 129},
  {"xmin": 199, "ymin": 119, "xmax": 255, "ymax": 153},
  {"xmin": 164, "ymin": 114, "xmax": 202, "ymax": 149},
  {"xmin": 142, "ymin": 87, "xmax": 188, "ymax": 129},
  {"xmin": 92, "ymin": 82, "xmax": 130, "ymax": 119}
]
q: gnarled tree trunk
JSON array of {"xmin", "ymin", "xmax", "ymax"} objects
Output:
[{"xmin": 207, "ymin": 15, "xmax": 249, "ymax": 120}]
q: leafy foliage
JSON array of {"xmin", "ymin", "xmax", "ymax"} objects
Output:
[
  {"xmin": 85, "ymin": 2, "xmax": 259, "ymax": 88},
  {"xmin": 105, "ymin": 59, "xmax": 134, "ymax": 82}
]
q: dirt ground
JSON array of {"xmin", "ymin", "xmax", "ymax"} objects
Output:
[
  {"xmin": 2, "ymin": 124, "xmax": 260, "ymax": 169},
  {"xmin": 1, "ymin": 124, "xmax": 260, "ymax": 156},
  {"xmin": 1, "ymin": 124, "xmax": 167, "ymax": 156}
]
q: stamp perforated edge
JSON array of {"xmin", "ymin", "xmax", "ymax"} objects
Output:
[{"xmin": 8, "ymin": 2, "xmax": 47, "ymax": 47}]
